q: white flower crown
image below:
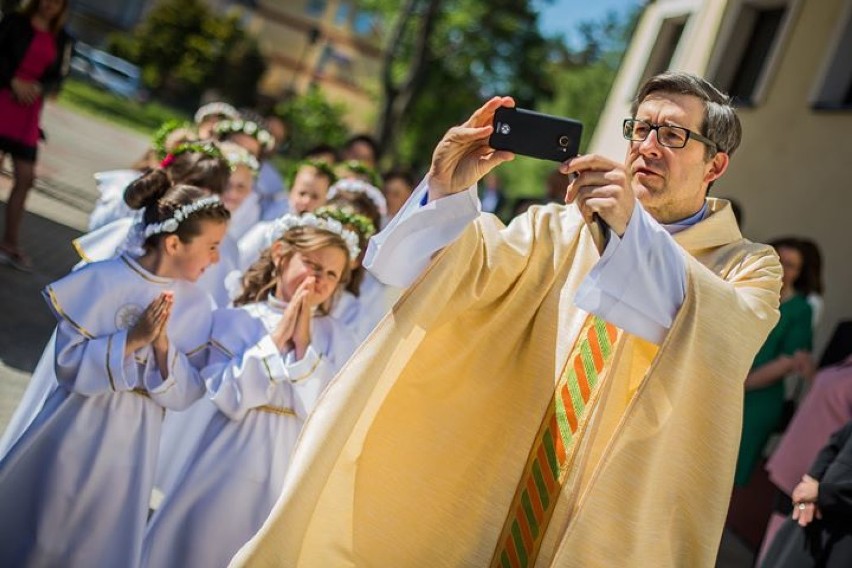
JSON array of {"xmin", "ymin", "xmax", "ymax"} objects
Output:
[
  {"xmin": 143, "ymin": 196, "xmax": 223, "ymax": 238},
  {"xmin": 268, "ymin": 213, "xmax": 361, "ymax": 259},
  {"xmin": 194, "ymin": 102, "xmax": 239, "ymax": 124},
  {"xmin": 214, "ymin": 119, "xmax": 274, "ymax": 152},
  {"xmin": 328, "ymin": 178, "xmax": 388, "ymax": 217},
  {"xmin": 223, "ymin": 147, "xmax": 260, "ymax": 175}
]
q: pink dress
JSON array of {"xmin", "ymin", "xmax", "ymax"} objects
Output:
[{"xmin": 0, "ymin": 26, "xmax": 57, "ymax": 155}]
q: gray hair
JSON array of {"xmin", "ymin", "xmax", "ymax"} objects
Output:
[{"xmin": 631, "ymin": 72, "xmax": 742, "ymax": 159}]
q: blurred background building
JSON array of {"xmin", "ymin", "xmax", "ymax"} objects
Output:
[
  {"xmin": 591, "ymin": 0, "xmax": 852, "ymax": 355},
  {"xmin": 65, "ymin": 0, "xmax": 382, "ymax": 131}
]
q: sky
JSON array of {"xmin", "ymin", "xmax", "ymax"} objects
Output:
[{"xmin": 534, "ymin": 0, "xmax": 644, "ymax": 49}]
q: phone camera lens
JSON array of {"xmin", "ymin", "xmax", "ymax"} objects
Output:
[{"xmin": 558, "ymin": 135, "xmax": 571, "ymax": 147}]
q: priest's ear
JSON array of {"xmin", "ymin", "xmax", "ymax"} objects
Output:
[{"xmin": 704, "ymin": 151, "xmax": 729, "ymax": 186}]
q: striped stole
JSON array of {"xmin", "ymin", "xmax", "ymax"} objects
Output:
[{"xmin": 491, "ymin": 315, "xmax": 621, "ymax": 567}]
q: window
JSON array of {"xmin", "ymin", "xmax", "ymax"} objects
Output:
[
  {"xmin": 334, "ymin": 1, "xmax": 351, "ymax": 26},
  {"xmin": 811, "ymin": 1, "xmax": 852, "ymax": 110},
  {"xmin": 727, "ymin": 7, "xmax": 785, "ymax": 103},
  {"xmin": 637, "ymin": 15, "xmax": 689, "ymax": 90},
  {"xmin": 306, "ymin": 0, "xmax": 327, "ymax": 18},
  {"xmin": 353, "ymin": 10, "xmax": 377, "ymax": 36},
  {"xmin": 315, "ymin": 45, "xmax": 355, "ymax": 85},
  {"xmin": 710, "ymin": 1, "xmax": 798, "ymax": 106}
]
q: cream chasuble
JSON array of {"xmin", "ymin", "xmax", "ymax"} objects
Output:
[{"xmin": 231, "ymin": 199, "xmax": 781, "ymax": 567}]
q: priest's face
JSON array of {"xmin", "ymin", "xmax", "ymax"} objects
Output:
[{"xmin": 626, "ymin": 92, "xmax": 727, "ymax": 223}]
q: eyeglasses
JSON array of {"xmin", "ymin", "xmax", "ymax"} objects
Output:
[{"xmin": 623, "ymin": 119, "xmax": 718, "ymax": 152}]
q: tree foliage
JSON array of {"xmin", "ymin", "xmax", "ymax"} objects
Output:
[
  {"xmin": 489, "ymin": 7, "xmax": 642, "ymax": 200},
  {"xmin": 106, "ymin": 0, "xmax": 265, "ymax": 108},
  {"xmin": 363, "ymin": 0, "xmax": 557, "ymax": 168},
  {"xmin": 275, "ymin": 86, "xmax": 350, "ymax": 160}
]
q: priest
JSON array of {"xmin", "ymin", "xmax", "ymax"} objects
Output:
[{"xmin": 232, "ymin": 72, "xmax": 782, "ymax": 567}]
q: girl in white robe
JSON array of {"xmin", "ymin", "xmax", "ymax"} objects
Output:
[
  {"xmin": 142, "ymin": 213, "xmax": 359, "ymax": 568},
  {"xmin": 323, "ymin": 179, "xmax": 402, "ymax": 344},
  {"xmin": 0, "ymin": 181, "xmax": 230, "ymax": 568},
  {"xmin": 154, "ymin": 144, "xmax": 262, "ymax": 497}
]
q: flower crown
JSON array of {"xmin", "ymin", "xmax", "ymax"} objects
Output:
[
  {"xmin": 328, "ymin": 178, "xmax": 388, "ymax": 217},
  {"xmin": 143, "ymin": 196, "xmax": 224, "ymax": 238},
  {"xmin": 214, "ymin": 119, "xmax": 274, "ymax": 152},
  {"xmin": 314, "ymin": 205, "xmax": 376, "ymax": 240},
  {"xmin": 152, "ymin": 119, "xmax": 196, "ymax": 160},
  {"xmin": 339, "ymin": 160, "xmax": 383, "ymax": 188},
  {"xmin": 268, "ymin": 213, "xmax": 361, "ymax": 259},
  {"xmin": 222, "ymin": 146, "xmax": 260, "ymax": 175},
  {"xmin": 194, "ymin": 101, "xmax": 239, "ymax": 125},
  {"xmin": 159, "ymin": 141, "xmax": 225, "ymax": 169},
  {"xmin": 287, "ymin": 159, "xmax": 338, "ymax": 188}
]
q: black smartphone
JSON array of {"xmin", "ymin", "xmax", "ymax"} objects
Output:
[{"xmin": 489, "ymin": 107, "xmax": 583, "ymax": 162}]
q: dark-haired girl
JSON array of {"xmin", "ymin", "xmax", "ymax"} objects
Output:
[
  {"xmin": 0, "ymin": 183, "xmax": 229, "ymax": 567},
  {"xmin": 142, "ymin": 214, "xmax": 357, "ymax": 568}
]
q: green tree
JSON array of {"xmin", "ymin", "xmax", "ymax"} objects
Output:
[
  {"xmin": 275, "ymin": 86, "xmax": 350, "ymax": 160},
  {"xmin": 363, "ymin": 0, "xmax": 557, "ymax": 167},
  {"xmin": 496, "ymin": 7, "xmax": 642, "ymax": 201},
  {"xmin": 106, "ymin": 0, "xmax": 265, "ymax": 108}
]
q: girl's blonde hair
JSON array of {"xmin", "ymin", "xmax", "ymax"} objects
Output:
[{"xmin": 233, "ymin": 227, "xmax": 352, "ymax": 314}]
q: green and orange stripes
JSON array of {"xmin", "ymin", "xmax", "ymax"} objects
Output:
[{"xmin": 491, "ymin": 316, "xmax": 620, "ymax": 568}]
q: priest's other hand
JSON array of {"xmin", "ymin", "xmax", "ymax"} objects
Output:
[
  {"xmin": 562, "ymin": 154, "xmax": 636, "ymax": 237},
  {"xmin": 427, "ymin": 96, "xmax": 516, "ymax": 201}
]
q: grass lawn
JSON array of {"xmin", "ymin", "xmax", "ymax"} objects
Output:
[{"xmin": 57, "ymin": 78, "xmax": 190, "ymax": 136}]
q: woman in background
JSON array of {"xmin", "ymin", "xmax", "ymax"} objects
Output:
[{"xmin": 0, "ymin": 0, "xmax": 72, "ymax": 270}]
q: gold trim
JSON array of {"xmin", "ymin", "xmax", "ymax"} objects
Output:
[
  {"xmin": 262, "ymin": 356, "xmax": 277, "ymax": 385},
  {"xmin": 120, "ymin": 255, "xmax": 172, "ymax": 284},
  {"xmin": 44, "ymin": 286, "xmax": 94, "ymax": 339},
  {"xmin": 287, "ymin": 353, "xmax": 321, "ymax": 383},
  {"xmin": 106, "ymin": 333, "xmax": 117, "ymax": 391},
  {"xmin": 255, "ymin": 405, "xmax": 296, "ymax": 417},
  {"xmin": 131, "ymin": 387, "xmax": 151, "ymax": 399},
  {"xmin": 72, "ymin": 238, "xmax": 92, "ymax": 263},
  {"xmin": 186, "ymin": 343, "xmax": 207, "ymax": 357},
  {"xmin": 210, "ymin": 339, "xmax": 233, "ymax": 358}
]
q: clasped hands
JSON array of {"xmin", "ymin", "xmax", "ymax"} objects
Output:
[
  {"xmin": 426, "ymin": 96, "xmax": 635, "ymax": 236},
  {"xmin": 271, "ymin": 277, "xmax": 318, "ymax": 361}
]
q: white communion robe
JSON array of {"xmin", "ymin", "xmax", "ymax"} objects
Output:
[
  {"xmin": 87, "ymin": 169, "xmax": 143, "ymax": 231},
  {"xmin": 142, "ymin": 297, "xmax": 357, "ymax": 568},
  {"xmin": 0, "ymin": 255, "xmax": 213, "ymax": 568},
  {"xmin": 330, "ymin": 274, "xmax": 402, "ymax": 346}
]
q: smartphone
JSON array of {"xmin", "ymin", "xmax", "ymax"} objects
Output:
[{"xmin": 489, "ymin": 107, "xmax": 583, "ymax": 162}]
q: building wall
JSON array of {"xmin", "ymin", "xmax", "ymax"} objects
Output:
[
  {"xmin": 590, "ymin": 0, "xmax": 852, "ymax": 351},
  {"xmin": 247, "ymin": 0, "xmax": 382, "ymax": 132}
]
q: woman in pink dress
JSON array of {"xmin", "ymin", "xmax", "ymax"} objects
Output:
[{"xmin": 0, "ymin": 0, "xmax": 72, "ymax": 270}]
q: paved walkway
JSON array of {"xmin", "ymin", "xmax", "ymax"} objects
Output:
[{"xmin": 0, "ymin": 103, "xmax": 149, "ymax": 432}]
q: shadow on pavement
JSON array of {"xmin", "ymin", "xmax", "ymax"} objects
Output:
[{"xmin": 0, "ymin": 202, "xmax": 81, "ymax": 372}]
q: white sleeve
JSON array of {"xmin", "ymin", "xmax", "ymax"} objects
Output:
[
  {"xmin": 574, "ymin": 203, "xmax": 687, "ymax": 344},
  {"xmin": 142, "ymin": 343, "xmax": 206, "ymax": 411},
  {"xmin": 364, "ymin": 178, "xmax": 481, "ymax": 288},
  {"xmin": 54, "ymin": 321, "xmax": 138, "ymax": 396},
  {"xmin": 281, "ymin": 345, "xmax": 338, "ymax": 419},
  {"xmin": 204, "ymin": 334, "xmax": 288, "ymax": 421}
]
